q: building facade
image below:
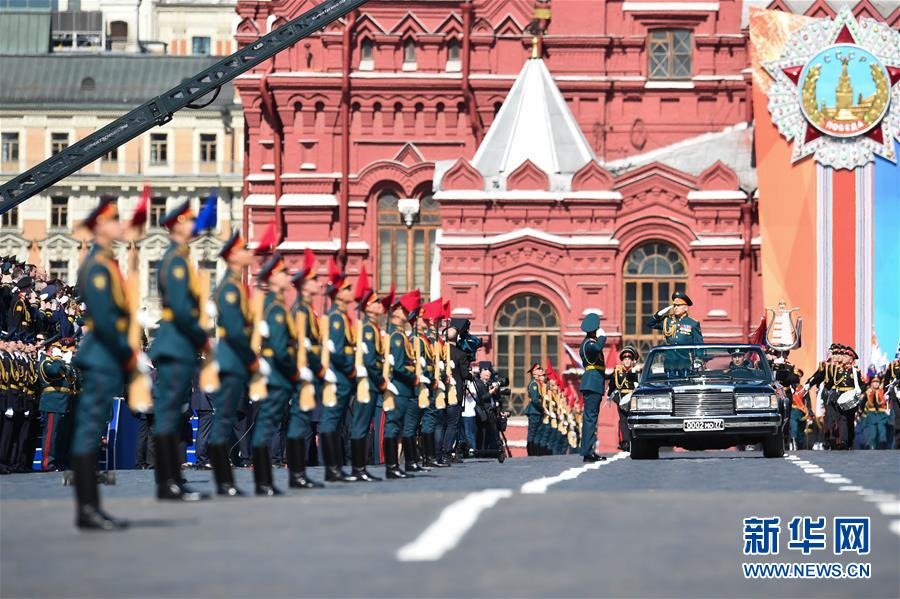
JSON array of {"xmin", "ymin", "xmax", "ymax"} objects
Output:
[{"xmin": 0, "ymin": 54, "xmax": 244, "ymax": 321}]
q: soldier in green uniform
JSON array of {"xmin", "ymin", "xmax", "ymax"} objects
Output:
[
  {"xmin": 348, "ymin": 271, "xmax": 386, "ymax": 481},
  {"xmin": 253, "ymin": 252, "xmax": 297, "ymax": 495},
  {"xmin": 579, "ymin": 312, "xmax": 606, "ymax": 462},
  {"xmin": 70, "ymin": 195, "xmax": 141, "ymax": 530},
  {"xmin": 384, "ymin": 291, "xmax": 420, "ymax": 479},
  {"xmin": 318, "ymin": 263, "xmax": 358, "ymax": 482},
  {"xmin": 148, "ymin": 200, "xmax": 209, "ymax": 502},
  {"xmin": 418, "ymin": 304, "xmax": 448, "ymax": 469},
  {"xmin": 39, "ymin": 336, "xmax": 73, "ymax": 471},
  {"xmin": 286, "ymin": 249, "xmax": 324, "ymax": 489},
  {"xmin": 525, "ymin": 363, "xmax": 544, "ymax": 456},
  {"xmin": 209, "ymin": 231, "xmax": 268, "ymax": 496},
  {"xmin": 610, "ymin": 346, "xmax": 639, "ymax": 452},
  {"xmin": 404, "ymin": 296, "xmax": 432, "ymax": 473},
  {"xmin": 645, "ymin": 291, "xmax": 703, "ymax": 374}
]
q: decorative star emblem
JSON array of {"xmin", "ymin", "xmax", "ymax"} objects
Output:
[{"xmin": 764, "ymin": 8, "xmax": 900, "ymax": 168}]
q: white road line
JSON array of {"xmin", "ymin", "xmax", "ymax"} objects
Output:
[
  {"xmin": 396, "ymin": 489, "xmax": 512, "ymax": 562},
  {"xmin": 520, "ymin": 452, "xmax": 628, "ymax": 495},
  {"xmin": 784, "ymin": 453, "xmax": 900, "ymax": 537}
]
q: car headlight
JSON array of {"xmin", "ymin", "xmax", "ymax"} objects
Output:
[
  {"xmin": 736, "ymin": 394, "xmax": 777, "ymax": 409},
  {"xmin": 634, "ymin": 393, "xmax": 672, "ymax": 412}
]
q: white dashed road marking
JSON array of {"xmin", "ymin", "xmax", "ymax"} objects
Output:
[{"xmin": 520, "ymin": 452, "xmax": 628, "ymax": 495}]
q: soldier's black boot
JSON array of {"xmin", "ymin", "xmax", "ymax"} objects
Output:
[
  {"xmin": 423, "ymin": 433, "xmax": 449, "ymax": 468},
  {"xmin": 402, "ymin": 436, "xmax": 427, "ymax": 473},
  {"xmin": 72, "ymin": 453, "xmax": 127, "ymax": 531},
  {"xmin": 157, "ymin": 434, "xmax": 209, "ymax": 501},
  {"xmin": 323, "ymin": 432, "xmax": 357, "ymax": 482},
  {"xmin": 350, "ymin": 437, "xmax": 380, "ymax": 482},
  {"xmin": 287, "ymin": 437, "xmax": 322, "ymax": 489},
  {"xmin": 252, "ymin": 446, "xmax": 282, "ymax": 496},
  {"xmin": 209, "ymin": 444, "xmax": 243, "ymax": 497},
  {"xmin": 384, "ymin": 437, "xmax": 409, "ymax": 479}
]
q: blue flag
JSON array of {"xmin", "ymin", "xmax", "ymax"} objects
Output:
[{"xmin": 192, "ymin": 189, "xmax": 218, "ymax": 235}]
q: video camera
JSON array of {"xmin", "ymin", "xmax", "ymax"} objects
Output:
[{"xmin": 448, "ymin": 317, "xmax": 483, "ymax": 359}]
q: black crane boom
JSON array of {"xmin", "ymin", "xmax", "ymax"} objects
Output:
[{"xmin": 0, "ymin": 0, "xmax": 369, "ymax": 214}]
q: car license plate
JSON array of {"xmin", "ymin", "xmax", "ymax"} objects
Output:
[{"xmin": 683, "ymin": 419, "xmax": 725, "ymax": 432}]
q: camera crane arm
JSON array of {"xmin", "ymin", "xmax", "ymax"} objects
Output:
[{"xmin": 0, "ymin": 0, "xmax": 369, "ymax": 214}]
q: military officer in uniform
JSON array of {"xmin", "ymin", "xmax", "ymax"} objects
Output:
[
  {"xmin": 70, "ymin": 196, "xmax": 140, "ymax": 530},
  {"xmin": 349, "ymin": 272, "xmax": 388, "ymax": 481},
  {"xmin": 418, "ymin": 305, "xmax": 447, "ymax": 469},
  {"xmin": 525, "ymin": 363, "xmax": 544, "ymax": 456},
  {"xmin": 252, "ymin": 252, "xmax": 298, "ymax": 495},
  {"xmin": 286, "ymin": 250, "xmax": 325, "ymax": 489},
  {"xmin": 404, "ymin": 297, "xmax": 432, "ymax": 473},
  {"xmin": 610, "ymin": 346, "xmax": 640, "ymax": 452},
  {"xmin": 148, "ymin": 201, "xmax": 209, "ymax": 501},
  {"xmin": 39, "ymin": 336, "xmax": 73, "ymax": 471},
  {"xmin": 804, "ymin": 344, "xmax": 864, "ymax": 450},
  {"xmin": 384, "ymin": 291, "xmax": 420, "ymax": 479},
  {"xmin": 444, "ymin": 319, "xmax": 470, "ymax": 463},
  {"xmin": 646, "ymin": 291, "xmax": 703, "ymax": 374},
  {"xmin": 320, "ymin": 264, "xmax": 357, "ymax": 482},
  {"xmin": 579, "ymin": 312, "xmax": 606, "ymax": 462},
  {"xmin": 7, "ymin": 277, "xmax": 33, "ymax": 335},
  {"xmin": 209, "ymin": 231, "xmax": 268, "ymax": 496}
]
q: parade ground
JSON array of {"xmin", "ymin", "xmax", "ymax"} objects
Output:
[{"xmin": 3, "ymin": 451, "xmax": 898, "ymax": 598}]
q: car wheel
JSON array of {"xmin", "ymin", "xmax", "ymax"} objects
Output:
[
  {"xmin": 630, "ymin": 439, "xmax": 659, "ymax": 460},
  {"xmin": 762, "ymin": 432, "xmax": 785, "ymax": 458}
]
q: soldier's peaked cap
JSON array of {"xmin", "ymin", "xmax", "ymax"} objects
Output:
[
  {"xmin": 291, "ymin": 249, "xmax": 317, "ymax": 287},
  {"xmin": 82, "ymin": 194, "xmax": 119, "ymax": 231},
  {"xmin": 160, "ymin": 199, "xmax": 194, "ymax": 229},
  {"xmin": 672, "ymin": 290, "xmax": 693, "ymax": 306},
  {"xmin": 218, "ymin": 230, "xmax": 244, "ymax": 260},
  {"xmin": 581, "ymin": 312, "xmax": 600, "ymax": 333},
  {"xmin": 257, "ymin": 251, "xmax": 286, "ymax": 283},
  {"xmin": 619, "ymin": 346, "xmax": 639, "ymax": 360}
]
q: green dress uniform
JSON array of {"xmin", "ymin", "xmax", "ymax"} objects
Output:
[
  {"xmin": 385, "ymin": 325, "xmax": 416, "ymax": 477},
  {"xmin": 418, "ymin": 334, "xmax": 447, "ymax": 468},
  {"xmin": 525, "ymin": 377, "xmax": 543, "ymax": 456},
  {"xmin": 319, "ymin": 305, "xmax": 358, "ymax": 482},
  {"xmin": 208, "ymin": 263, "xmax": 257, "ymax": 496},
  {"xmin": 39, "ymin": 353, "xmax": 72, "ymax": 471},
  {"xmin": 350, "ymin": 316, "xmax": 386, "ymax": 440},
  {"xmin": 147, "ymin": 238, "xmax": 209, "ymax": 502},
  {"xmin": 578, "ymin": 313, "xmax": 606, "ymax": 461}
]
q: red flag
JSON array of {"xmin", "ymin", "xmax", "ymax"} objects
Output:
[
  {"xmin": 380, "ymin": 282, "xmax": 396, "ymax": 311},
  {"xmin": 750, "ymin": 315, "xmax": 767, "ymax": 346},
  {"xmin": 605, "ymin": 345, "xmax": 618, "ymax": 371},
  {"xmin": 131, "ymin": 184, "xmax": 150, "ymax": 229},
  {"xmin": 421, "ymin": 298, "xmax": 443, "ymax": 322},
  {"xmin": 354, "ymin": 264, "xmax": 372, "ymax": 305},
  {"xmin": 254, "ymin": 219, "xmax": 277, "ymax": 255},
  {"xmin": 442, "ymin": 299, "xmax": 452, "ymax": 319}
]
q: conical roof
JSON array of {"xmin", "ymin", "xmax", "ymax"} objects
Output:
[{"xmin": 471, "ymin": 58, "xmax": 595, "ymax": 191}]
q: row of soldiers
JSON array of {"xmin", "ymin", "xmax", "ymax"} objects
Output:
[
  {"xmin": 68, "ymin": 195, "xmax": 477, "ymax": 531},
  {"xmin": 1, "ymin": 258, "xmax": 82, "ymax": 340},
  {"xmin": 523, "ymin": 363, "xmax": 583, "ymax": 456}
]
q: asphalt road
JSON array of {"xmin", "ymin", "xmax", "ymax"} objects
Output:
[{"xmin": 2, "ymin": 450, "xmax": 898, "ymax": 598}]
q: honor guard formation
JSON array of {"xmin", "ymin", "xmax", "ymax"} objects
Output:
[{"xmin": 1, "ymin": 198, "xmax": 899, "ymax": 532}]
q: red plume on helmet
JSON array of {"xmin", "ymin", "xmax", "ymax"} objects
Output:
[
  {"xmin": 325, "ymin": 256, "xmax": 348, "ymax": 298},
  {"xmin": 380, "ymin": 282, "xmax": 396, "ymax": 312},
  {"xmin": 442, "ymin": 299, "xmax": 452, "ymax": 320},
  {"xmin": 398, "ymin": 289, "xmax": 422, "ymax": 320},
  {"xmin": 354, "ymin": 264, "xmax": 373, "ymax": 305},
  {"xmin": 131, "ymin": 184, "xmax": 151, "ymax": 230},
  {"xmin": 421, "ymin": 298, "xmax": 443, "ymax": 323},
  {"xmin": 254, "ymin": 219, "xmax": 278, "ymax": 256}
]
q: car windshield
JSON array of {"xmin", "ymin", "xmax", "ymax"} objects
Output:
[{"xmin": 641, "ymin": 345, "xmax": 772, "ymax": 384}]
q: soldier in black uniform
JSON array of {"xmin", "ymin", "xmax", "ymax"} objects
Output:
[
  {"xmin": 804, "ymin": 344, "xmax": 865, "ymax": 450},
  {"xmin": 609, "ymin": 346, "xmax": 639, "ymax": 452}
]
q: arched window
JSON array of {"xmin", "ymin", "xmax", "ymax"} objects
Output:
[
  {"xmin": 446, "ymin": 38, "xmax": 460, "ymax": 72},
  {"xmin": 622, "ymin": 241, "xmax": 688, "ymax": 356},
  {"xmin": 359, "ymin": 38, "xmax": 374, "ymax": 70},
  {"xmin": 402, "ymin": 38, "xmax": 417, "ymax": 70},
  {"xmin": 494, "ymin": 294, "xmax": 559, "ymax": 415},
  {"xmin": 377, "ymin": 188, "xmax": 439, "ymax": 295}
]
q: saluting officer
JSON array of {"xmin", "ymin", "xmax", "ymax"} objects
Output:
[
  {"xmin": 610, "ymin": 346, "xmax": 640, "ymax": 452},
  {"xmin": 384, "ymin": 291, "xmax": 420, "ymax": 479},
  {"xmin": 646, "ymin": 291, "xmax": 703, "ymax": 374},
  {"xmin": 209, "ymin": 231, "xmax": 268, "ymax": 496},
  {"xmin": 320, "ymin": 262, "xmax": 357, "ymax": 482},
  {"xmin": 525, "ymin": 363, "xmax": 544, "ymax": 456},
  {"xmin": 70, "ymin": 195, "xmax": 141, "ymax": 530},
  {"xmin": 348, "ymin": 270, "xmax": 387, "ymax": 482},
  {"xmin": 39, "ymin": 336, "xmax": 73, "ymax": 471},
  {"xmin": 579, "ymin": 312, "xmax": 606, "ymax": 463},
  {"xmin": 148, "ymin": 201, "xmax": 209, "ymax": 501},
  {"xmin": 253, "ymin": 252, "xmax": 297, "ymax": 495},
  {"xmin": 286, "ymin": 249, "xmax": 325, "ymax": 489}
]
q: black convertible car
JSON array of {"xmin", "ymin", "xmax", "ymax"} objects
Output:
[{"xmin": 626, "ymin": 345, "xmax": 789, "ymax": 460}]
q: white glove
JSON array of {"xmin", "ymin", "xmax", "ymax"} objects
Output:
[
  {"xmin": 304, "ymin": 338, "xmax": 312, "ymax": 351},
  {"xmin": 438, "ymin": 360, "xmax": 445, "ymax": 372},
  {"xmin": 656, "ymin": 306, "xmax": 673, "ymax": 318},
  {"xmin": 449, "ymin": 360, "xmax": 455, "ymax": 370},
  {"xmin": 136, "ymin": 352, "xmax": 152, "ymax": 375},
  {"xmin": 257, "ymin": 359, "xmax": 272, "ymax": 378},
  {"xmin": 418, "ymin": 356, "xmax": 427, "ymax": 368},
  {"xmin": 257, "ymin": 320, "xmax": 270, "ymax": 339},
  {"xmin": 24, "ymin": 411, "xmax": 30, "ymax": 417},
  {"xmin": 327, "ymin": 340, "xmax": 336, "ymax": 354},
  {"xmin": 62, "ymin": 351, "xmax": 73, "ymax": 364},
  {"xmin": 137, "ymin": 308, "xmax": 154, "ymax": 329},
  {"xmin": 388, "ymin": 354, "xmax": 395, "ymax": 367},
  {"xmin": 4, "ymin": 408, "xmax": 13, "ymax": 418},
  {"xmin": 356, "ymin": 364, "xmax": 368, "ymax": 378},
  {"xmin": 419, "ymin": 375, "xmax": 431, "ymax": 385},
  {"xmin": 802, "ymin": 383, "xmax": 810, "ymax": 393},
  {"xmin": 325, "ymin": 369, "xmax": 337, "ymax": 384},
  {"xmin": 438, "ymin": 381, "xmax": 446, "ymax": 391},
  {"xmin": 205, "ymin": 299, "xmax": 218, "ymax": 321},
  {"xmin": 361, "ymin": 343, "xmax": 370, "ymax": 355},
  {"xmin": 450, "ymin": 377, "xmax": 457, "ymax": 386},
  {"xmin": 300, "ymin": 367, "xmax": 313, "ymax": 383},
  {"xmin": 387, "ymin": 382, "xmax": 399, "ymax": 395}
]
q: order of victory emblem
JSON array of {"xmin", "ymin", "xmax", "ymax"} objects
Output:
[{"xmin": 764, "ymin": 8, "xmax": 900, "ymax": 169}]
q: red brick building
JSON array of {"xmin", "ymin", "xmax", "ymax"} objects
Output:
[{"xmin": 235, "ymin": 0, "xmax": 892, "ymax": 412}]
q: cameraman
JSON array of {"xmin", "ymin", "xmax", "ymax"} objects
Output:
[{"xmin": 474, "ymin": 364, "xmax": 502, "ymax": 453}]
